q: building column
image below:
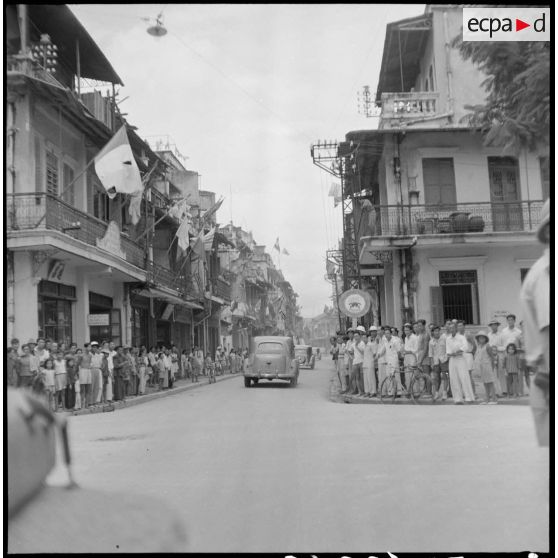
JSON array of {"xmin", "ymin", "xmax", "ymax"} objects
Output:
[
  {"xmin": 74, "ymin": 269, "xmax": 90, "ymax": 346},
  {"xmin": 12, "ymin": 252, "xmax": 39, "ymax": 341}
]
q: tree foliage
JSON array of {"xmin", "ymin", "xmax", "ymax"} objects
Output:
[{"xmin": 452, "ymin": 37, "xmax": 550, "ymax": 153}]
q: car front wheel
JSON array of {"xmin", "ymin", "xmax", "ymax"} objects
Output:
[{"xmin": 244, "ymin": 377, "xmax": 251, "ymax": 388}]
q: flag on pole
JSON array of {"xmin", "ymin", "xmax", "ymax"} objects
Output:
[
  {"xmin": 201, "ymin": 197, "xmax": 224, "ymax": 223},
  {"xmin": 273, "ymin": 238, "xmax": 280, "ymax": 252},
  {"xmin": 168, "ymin": 197, "xmax": 190, "ymax": 221},
  {"xmin": 176, "ymin": 216, "xmax": 191, "ymax": 253},
  {"xmin": 128, "ymin": 191, "xmax": 143, "ymax": 225},
  {"xmin": 328, "ymin": 182, "xmax": 340, "ymax": 197},
  {"xmin": 94, "ymin": 125, "xmax": 143, "ymax": 199},
  {"xmin": 203, "ymin": 227, "xmax": 216, "ymax": 251},
  {"xmin": 282, "ymin": 248, "xmax": 290, "ymax": 256},
  {"xmin": 190, "ymin": 229, "xmax": 205, "ymax": 259}
]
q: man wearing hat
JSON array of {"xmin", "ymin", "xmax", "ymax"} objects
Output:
[
  {"xmin": 78, "ymin": 343, "xmax": 93, "ymax": 409},
  {"xmin": 89, "ymin": 342, "xmax": 103, "ymax": 406},
  {"xmin": 341, "ymin": 329, "xmax": 355, "ymax": 394},
  {"xmin": 474, "ymin": 330, "xmax": 498, "ymax": 404},
  {"xmin": 520, "ymin": 198, "xmax": 549, "ymax": 446},
  {"xmin": 487, "ymin": 320, "xmax": 504, "ymax": 396}
]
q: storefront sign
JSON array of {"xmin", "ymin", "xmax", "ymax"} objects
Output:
[
  {"xmin": 338, "ymin": 289, "xmax": 372, "ymax": 318},
  {"xmin": 47, "ymin": 259, "xmax": 66, "ymax": 281},
  {"xmin": 87, "ymin": 314, "xmax": 110, "ymax": 326},
  {"xmin": 96, "ymin": 221, "xmax": 126, "ymax": 260}
]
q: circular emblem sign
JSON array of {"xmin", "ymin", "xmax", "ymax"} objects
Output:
[{"xmin": 338, "ymin": 289, "xmax": 372, "ymax": 318}]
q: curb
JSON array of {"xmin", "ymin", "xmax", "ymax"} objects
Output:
[
  {"xmin": 65, "ymin": 373, "xmax": 242, "ymax": 417},
  {"xmin": 328, "ymin": 376, "xmax": 530, "ymax": 406}
]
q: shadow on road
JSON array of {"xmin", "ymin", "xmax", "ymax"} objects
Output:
[{"xmin": 249, "ymin": 382, "xmax": 292, "ymax": 389}]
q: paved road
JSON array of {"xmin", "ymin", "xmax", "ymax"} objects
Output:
[{"xmin": 45, "ymin": 360, "xmax": 548, "ymax": 553}]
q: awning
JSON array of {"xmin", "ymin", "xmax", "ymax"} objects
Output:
[
  {"xmin": 205, "ymin": 293, "xmax": 225, "ymax": 305},
  {"xmin": 132, "ymin": 287, "xmax": 204, "ymax": 310},
  {"xmin": 375, "ymin": 12, "xmax": 433, "ymax": 102},
  {"xmin": 26, "ymin": 5, "xmax": 123, "ymax": 85}
]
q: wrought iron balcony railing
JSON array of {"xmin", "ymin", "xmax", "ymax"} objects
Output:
[
  {"xmin": 7, "ymin": 54, "xmax": 66, "ymax": 90},
  {"xmin": 380, "ymin": 91, "xmax": 439, "ymax": 119},
  {"xmin": 6, "ymin": 192, "xmax": 146, "ymax": 268},
  {"xmin": 360, "ymin": 201, "xmax": 544, "ymax": 238}
]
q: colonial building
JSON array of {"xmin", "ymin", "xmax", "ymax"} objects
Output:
[
  {"xmin": 6, "ymin": 5, "xmax": 217, "ymax": 353},
  {"xmin": 331, "ymin": 5, "xmax": 547, "ymax": 329}
]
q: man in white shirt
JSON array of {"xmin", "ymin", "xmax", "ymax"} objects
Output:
[
  {"xmin": 487, "ymin": 320, "xmax": 504, "ymax": 395},
  {"xmin": 376, "ymin": 326, "xmax": 387, "ymax": 389},
  {"xmin": 520, "ymin": 199, "xmax": 549, "ymax": 446},
  {"xmin": 501, "ymin": 314, "xmax": 522, "ymax": 348},
  {"xmin": 428, "ymin": 326, "xmax": 448, "ymax": 400},
  {"xmin": 402, "ymin": 323, "xmax": 418, "ymax": 389},
  {"xmin": 350, "ymin": 326, "xmax": 366, "ymax": 396},
  {"xmin": 363, "ymin": 326, "xmax": 379, "ymax": 397},
  {"xmin": 341, "ymin": 329, "xmax": 354, "ymax": 394},
  {"xmin": 378, "ymin": 327, "xmax": 403, "ymax": 394},
  {"xmin": 445, "ymin": 322, "xmax": 475, "ymax": 404}
]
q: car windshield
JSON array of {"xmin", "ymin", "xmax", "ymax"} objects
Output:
[
  {"xmin": 256, "ymin": 342, "xmax": 284, "ymax": 354},
  {"xmin": 295, "ymin": 348, "xmax": 309, "ymax": 355}
]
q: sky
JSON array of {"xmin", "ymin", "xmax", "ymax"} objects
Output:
[{"xmin": 70, "ymin": 3, "xmax": 425, "ymax": 318}]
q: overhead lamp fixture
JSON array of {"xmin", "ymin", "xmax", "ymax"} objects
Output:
[{"xmin": 147, "ymin": 14, "xmax": 167, "ymax": 37}]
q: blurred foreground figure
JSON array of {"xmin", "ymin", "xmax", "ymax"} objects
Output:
[
  {"xmin": 519, "ymin": 199, "xmax": 550, "ymax": 447},
  {"xmin": 7, "ymin": 388, "xmax": 187, "ymax": 553}
]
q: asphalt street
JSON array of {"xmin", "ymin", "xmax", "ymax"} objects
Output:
[{"xmin": 42, "ymin": 360, "xmax": 548, "ymax": 553}]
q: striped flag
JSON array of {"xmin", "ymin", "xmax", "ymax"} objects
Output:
[
  {"xmin": 203, "ymin": 227, "xmax": 216, "ymax": 251},
  {"xmin": 128, "ymin": 191, "xmax": 143, "ymax": 225},
  {"xmin": 190, "ymin": 229, "xmax": 205, "ymax": 259},
  {"xmin": 94, "ymin": 125, "xmax": 143, "ymax": 199}
]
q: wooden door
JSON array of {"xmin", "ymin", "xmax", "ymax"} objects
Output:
[{"xmin": 488, "ymin": 157, "xmax": 522, "ymax": 231}]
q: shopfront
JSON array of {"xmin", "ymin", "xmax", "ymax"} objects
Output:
[
  {"xmin": 38, "ymin": 280, "xmax": 75, "ymax": 344},
  {"xmin": 88, "ymin": 291, "xmax": 121, "ymax": 345}
]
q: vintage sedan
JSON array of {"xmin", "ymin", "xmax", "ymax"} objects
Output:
[
  {"xmin": 295, "ymin": 344, "xmax": 315, "ymax": 369},
  {"xmin": 244, "ymin": 336, "xmax": 299, "ymax": 387}
]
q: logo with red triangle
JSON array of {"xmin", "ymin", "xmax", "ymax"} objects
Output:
[{"xmin": 516, "ymin": 18, "xmax": 530, "ymax": 31}]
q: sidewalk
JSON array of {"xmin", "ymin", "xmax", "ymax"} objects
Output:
[
  {"xmin": 328, "ymin": 369, "xmax": 530, "ymax": 406},
  {"xmin": 66, "ymin": 372, "xmax": 242, "ymax": 416}
]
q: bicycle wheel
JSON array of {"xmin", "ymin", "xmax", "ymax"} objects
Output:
[
  {"xmin": 410, "ymin": 373, "xmax": 432, "ymax": 403},
  {"xmin": 380, "ymin": 375, "xmax": 397, "ymax": 403}
]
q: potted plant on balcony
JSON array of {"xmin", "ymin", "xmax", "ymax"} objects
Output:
[
  {"xmin": 449, "ymin": 211, "xmax": 470, "ymax": 233},
  {"xmin": 468, "ymin": 215, "xmax": 485, "ymax": 232}
]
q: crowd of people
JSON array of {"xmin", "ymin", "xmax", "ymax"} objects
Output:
[
  {"xmin": 329, "ymin": 315, "xmax": 530, "ymax": 405},
  {"xmin": 7, "ymin": 338, "xmax": 248, "ymax": 412}
]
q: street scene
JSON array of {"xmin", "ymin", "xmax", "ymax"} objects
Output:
[{"xmin": 6, "ymin": 3, "xmax": 550, "ymax": 555}]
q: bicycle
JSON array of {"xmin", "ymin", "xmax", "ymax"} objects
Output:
[{"xmin": 380, "ymin": 364, "xmax": 432, "ymax": 404}]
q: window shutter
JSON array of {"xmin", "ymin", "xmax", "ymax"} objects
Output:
[
  {"xmin": 35, "ymin": 136, "xmax": 43, "ymax": 192},
  {"xmin": 430, "ymin": 286, "xmax": 444, "ymax": 326},
  {"xmin": 63, "ymin": 163, "xmax": 75, "ymax": 205},
  {"xmin": 45, "ymin": 151, "xmax": 59, "ymax": 196}
]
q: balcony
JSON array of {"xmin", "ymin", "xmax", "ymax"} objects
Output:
[
  {"xmin": 212, "ymin": 277, "xmax": 231, "ymax": 303},
  {"xmin": 7, "ymin": 54, "xmax": 66, "ymax": 90},
  {"xmin": 6, "ymin": 192, "xmax": 145, "ymax": 268},
  {"xmin": 364, "ymin": 201, "xmax": 544, "ymax": 238},
  {"xmin": 380, "ymin": 91, "xmax": 439, "ymax": 121}
]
